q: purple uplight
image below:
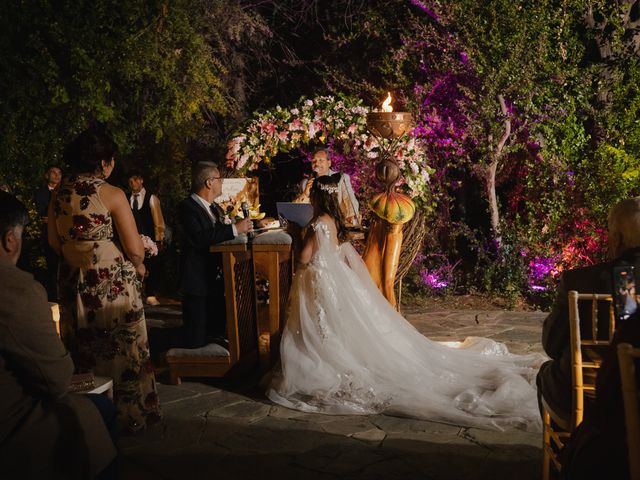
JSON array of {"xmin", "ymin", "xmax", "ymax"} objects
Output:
[
  {"xmin": 420, "ymin": 270, "xmax": 449, "ymax": 289},
  {"xmin": 528, "ymin": 255, "xmax": 558, "ymax": 292}
]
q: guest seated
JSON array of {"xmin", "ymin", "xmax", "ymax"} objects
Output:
[
  {"xmin": 293, "ymin": 148, "xmax": 360, "ymax": 226},
  {"xmin": 0, "ymin": 192, "xmax": 117, "ymax": 479},
  {"xmin": 537, "ymin": 197, "xmax": 640, "ymax": 424},
  {"xmin": 561, "ymin": 309, "xmax": 640, "ymax": 479},
  {"xmin": 178, "ymin": 161, "xmax": 253, "ymax": 349}
]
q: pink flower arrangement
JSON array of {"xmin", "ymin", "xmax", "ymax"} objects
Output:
[
  {"xmin": 140, "ymin": 235, "xmax": 158, "ymax": 258},
  {"xmin": 224, "ymin": 95, "xmax": 434, "ymax": 208}
]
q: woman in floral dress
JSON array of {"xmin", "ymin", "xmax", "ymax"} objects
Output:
[{"xmin": 48, "ymin": 127, "xmax": 161, "ymax": 433}]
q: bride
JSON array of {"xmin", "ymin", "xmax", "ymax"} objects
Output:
[{"xmin": 267, "ymin": 174, "xmax": 544, "ymax": 431}]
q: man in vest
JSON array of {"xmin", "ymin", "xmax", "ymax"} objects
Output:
[{"xmin": 128, "ymin": 172, "xmax": 166, "ymax": 306}]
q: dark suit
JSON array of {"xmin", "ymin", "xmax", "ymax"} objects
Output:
[
  {"xmin": 178, "ymin": 195, "xmax": 235, "ymax": 348},
  {"xmin": 34, "ymin": 186, "xmax": 59, "ymax": 301},
  {"xmin": 561, "ymin": 310, "xmax": 640, "ymax": 479},
  {"xmin": 537, "ymin": 249, "xmax": 640, "ymax": 421}
]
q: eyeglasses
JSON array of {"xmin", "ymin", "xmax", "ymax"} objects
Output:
[{"xmin": 207, "ymin": 176, "xmax": 222, "ymax": 182}]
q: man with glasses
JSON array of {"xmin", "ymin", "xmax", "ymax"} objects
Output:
[{"xmin": 177, "ymin": 162, "xmax": 253, "ymax": 348}]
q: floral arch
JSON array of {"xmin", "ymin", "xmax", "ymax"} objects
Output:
[{"xmin": 225, "ymin": 95, "xmax": 434, "ymax": 214}]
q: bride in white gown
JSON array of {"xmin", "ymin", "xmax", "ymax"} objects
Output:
[{"xmin": 267, "ymin": 174, "xmax": 545, "ymax": 431}]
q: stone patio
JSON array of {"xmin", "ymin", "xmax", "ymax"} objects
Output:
[{"xmin": 122, "ymin": 304, "xmax": 547, "ymax": 480}]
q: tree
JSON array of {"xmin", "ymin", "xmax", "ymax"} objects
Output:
[
  {"xmin": 0, "ymin": 0, "xmax": 229, "ymax": 193},
  {"xmin": 443, "ymin": 0, "xmax": 587, "ymax": 243}
]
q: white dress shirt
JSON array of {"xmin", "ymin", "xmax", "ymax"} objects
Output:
[
  {"xmin": 191, "ymin": 193, "xmax": 237, "ymax": 236},
  {"xmin": 130, "ymin": 187, "xmax": 166, "ymax": 241}
]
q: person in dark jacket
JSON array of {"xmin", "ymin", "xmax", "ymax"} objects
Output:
[
  {"xmin": 128, "ymin": 172, "xmax": 165, "ymax": 305},
  {"xmin": 177, "ymin": 162, "xmax": 252, "ymax": 348},
  {"xmin": 537, "ymin": 197, "xmax": 640, "ymax": 423},
  {"xmin": 34, "ymin": 165, "xmax": 62, "ymax": 300},
  {"xmin": 561, "ymin": 309, "xmax": 640, "ymax": 479}
]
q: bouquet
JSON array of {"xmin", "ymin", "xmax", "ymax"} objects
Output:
[{"xmin": 140, "ymin": 234, "xmax": 158, "ymax": 258}]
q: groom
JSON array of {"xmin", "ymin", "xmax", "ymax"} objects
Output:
[{"xmin": 178, "ymin": 162, "xmax": 253, "ymax": 348}]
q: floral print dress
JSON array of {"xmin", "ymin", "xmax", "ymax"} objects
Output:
[{"xmin": 54, "ymin": 174, "xmax": 161, "ymax": 432}]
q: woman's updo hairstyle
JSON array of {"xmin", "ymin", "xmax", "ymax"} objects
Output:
[{"xmin": 63, "ymin": 125, "xmax": 117, "ymax": 175}]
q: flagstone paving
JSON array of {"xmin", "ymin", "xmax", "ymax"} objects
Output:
[{"xmin": 122, "ymin": 304, "xmax": 547, "ymax": 480}]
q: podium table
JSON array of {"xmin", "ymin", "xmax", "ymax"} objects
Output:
[
  {"xmin": 167, "ymin": 231, "xmax": 292, "ymax": 384},
  {"xmin": 251, "ymin": 233, "xmax": 293, "ymax": 370}
]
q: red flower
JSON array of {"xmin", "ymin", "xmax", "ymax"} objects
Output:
[
  {"xmin": 90, "ymin": 213, "xmax": 107, "ymax": 224},
  {"xmin": 110, "ymin": 280, "xmax": 124, "ymax": 295},
  {"xmin": 72, "ymin": 215, "xmax": 93, "ymax": 236},
  {"xmin": 125, "ymin": 309, "xmax": 143, "ymax": 323},
  {"xmin": 98, "ymin": 268, "xmax": 111, "ymax": 280},
  {"xmin": 84, "ymin": 269, "xmax": 100, "ymax": 287},
  {"xmin": 81, "ymin": 293, "xmax": 102, "ymax": 310},
  {"xmin": 75, "ymin": 181, "xmax": 96, "ymax": 196}
]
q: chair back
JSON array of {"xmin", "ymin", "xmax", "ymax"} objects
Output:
[
  {"xmin": 618, "ymin": 342, "xmax": 640, "ymax": 480},
  {"xmin": 567, "ymin": 291, "xmax": 617, "ymax": 429}
]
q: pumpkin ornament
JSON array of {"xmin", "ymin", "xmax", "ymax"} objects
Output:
[{"xmin": 362, "ymin": 93, "xmax": 416, "ymax": 309}]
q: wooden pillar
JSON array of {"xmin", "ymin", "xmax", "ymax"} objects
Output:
[{"xmin": 252, "ymin": 243, "xmax": 293, "ymax": 370}]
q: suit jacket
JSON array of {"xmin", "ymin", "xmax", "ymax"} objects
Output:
[
  {"xmin": 0, "ymin": 259, "xmax": 116, "ymax": 479},
  {"xmin": 538, "ymin": 249, "xmax": 640, "ymax": 418},
  {"xmin": 35, "ymin": 186, "xmax": 52, "ymax": 218},
  {"xmin": 561, "ymin": 308, "xmax": 640, "ymax": 479},
  {"xmin": 178, "ymin": 195, "xmax": 235, "ymax": 296}
]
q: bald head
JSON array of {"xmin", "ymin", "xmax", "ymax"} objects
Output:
[{"xmin": 608, "ymin": 197, "xmax": 640, "ymax": 258}]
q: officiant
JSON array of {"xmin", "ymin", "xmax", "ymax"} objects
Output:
[
  {"xmin": 293, "ymin": 148, "xmax": 360, "ymax": 226},
  {"xmin": 177, "ymin": 162, "xmax": 253, "ymax": 349}
]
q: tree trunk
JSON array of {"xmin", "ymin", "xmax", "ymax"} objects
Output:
[{"xmin": 486, "ymin": 94, "xmax": 511, "ymax": 246}]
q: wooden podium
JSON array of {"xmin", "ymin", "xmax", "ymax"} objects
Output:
[
  {"xmin": 167, "ymin": 232, "xmax": 292, "ymax": 384},
  {"xmin": 252, "ymin": 236, "xmax": 293, "ymax": 370}
]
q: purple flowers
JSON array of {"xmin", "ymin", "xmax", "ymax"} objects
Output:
[
  {"xmin": 420, "ymin": 270, "xmax": 449, "ymax": 289},
  {"xmin": 528, "ymin": 256, "xmax": 557, "ymax": 292}
]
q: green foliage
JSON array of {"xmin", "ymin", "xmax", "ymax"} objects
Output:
[
  {"xmin": 579, "ymin": 58, "xmax": 640, "ymax": 218},
  {"xmin": 0, "ymin": 0, "xmax": 230, "ymax": 196}
]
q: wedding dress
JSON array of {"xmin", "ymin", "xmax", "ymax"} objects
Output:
[{"xmin": 267, "ymin": 218, "xmax": 545, "ymax": 431}]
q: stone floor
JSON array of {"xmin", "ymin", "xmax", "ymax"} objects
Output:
[{"xmin": 122, "ymin": 303, "xmax": 547, "ymax": 480}]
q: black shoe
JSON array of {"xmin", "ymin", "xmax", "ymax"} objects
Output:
[{"xmin": 211, "ymin": 336, "xmax": 229, "ymax": 347}]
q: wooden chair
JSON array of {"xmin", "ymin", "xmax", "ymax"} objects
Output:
[
  {"xmin": 542, "ymin": 291, "xmax": 616, "ymax": 480},
  {"xmin": 618, "ymin": 342, "xmax": 640, "ymax": 480}
]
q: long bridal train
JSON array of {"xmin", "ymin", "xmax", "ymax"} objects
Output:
[{"xmin": 267, "ymin": 219, "xmax": 545, "ymax": 431}]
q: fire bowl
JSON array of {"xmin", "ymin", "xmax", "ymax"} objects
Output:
[{"xmin": 366, "ymin": 111, "xmax": 413, "ymax": 139}]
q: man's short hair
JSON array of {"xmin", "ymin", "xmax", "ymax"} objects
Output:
[
  {"xmin": 192, "ymin": 162, "xmax": 219, "ymax": 192},
  {"xmin": 0, "ymin": 191, "xmax": 29, "ymax": 237},
  {"xmin": 608, "ymin": 196, "xmax": 640, "ymax": 257},
  {"xmin": 128, "ymin": 172, "xmax": 144, "ymax": 180},
  {"xmin": 312, "ymin": 147, "xmax": 332, "ymax": 162}
]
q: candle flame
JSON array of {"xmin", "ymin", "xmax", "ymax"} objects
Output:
[{"xmin": 381, "ymin": 92, "xmax": 393, "ymax": 112}]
